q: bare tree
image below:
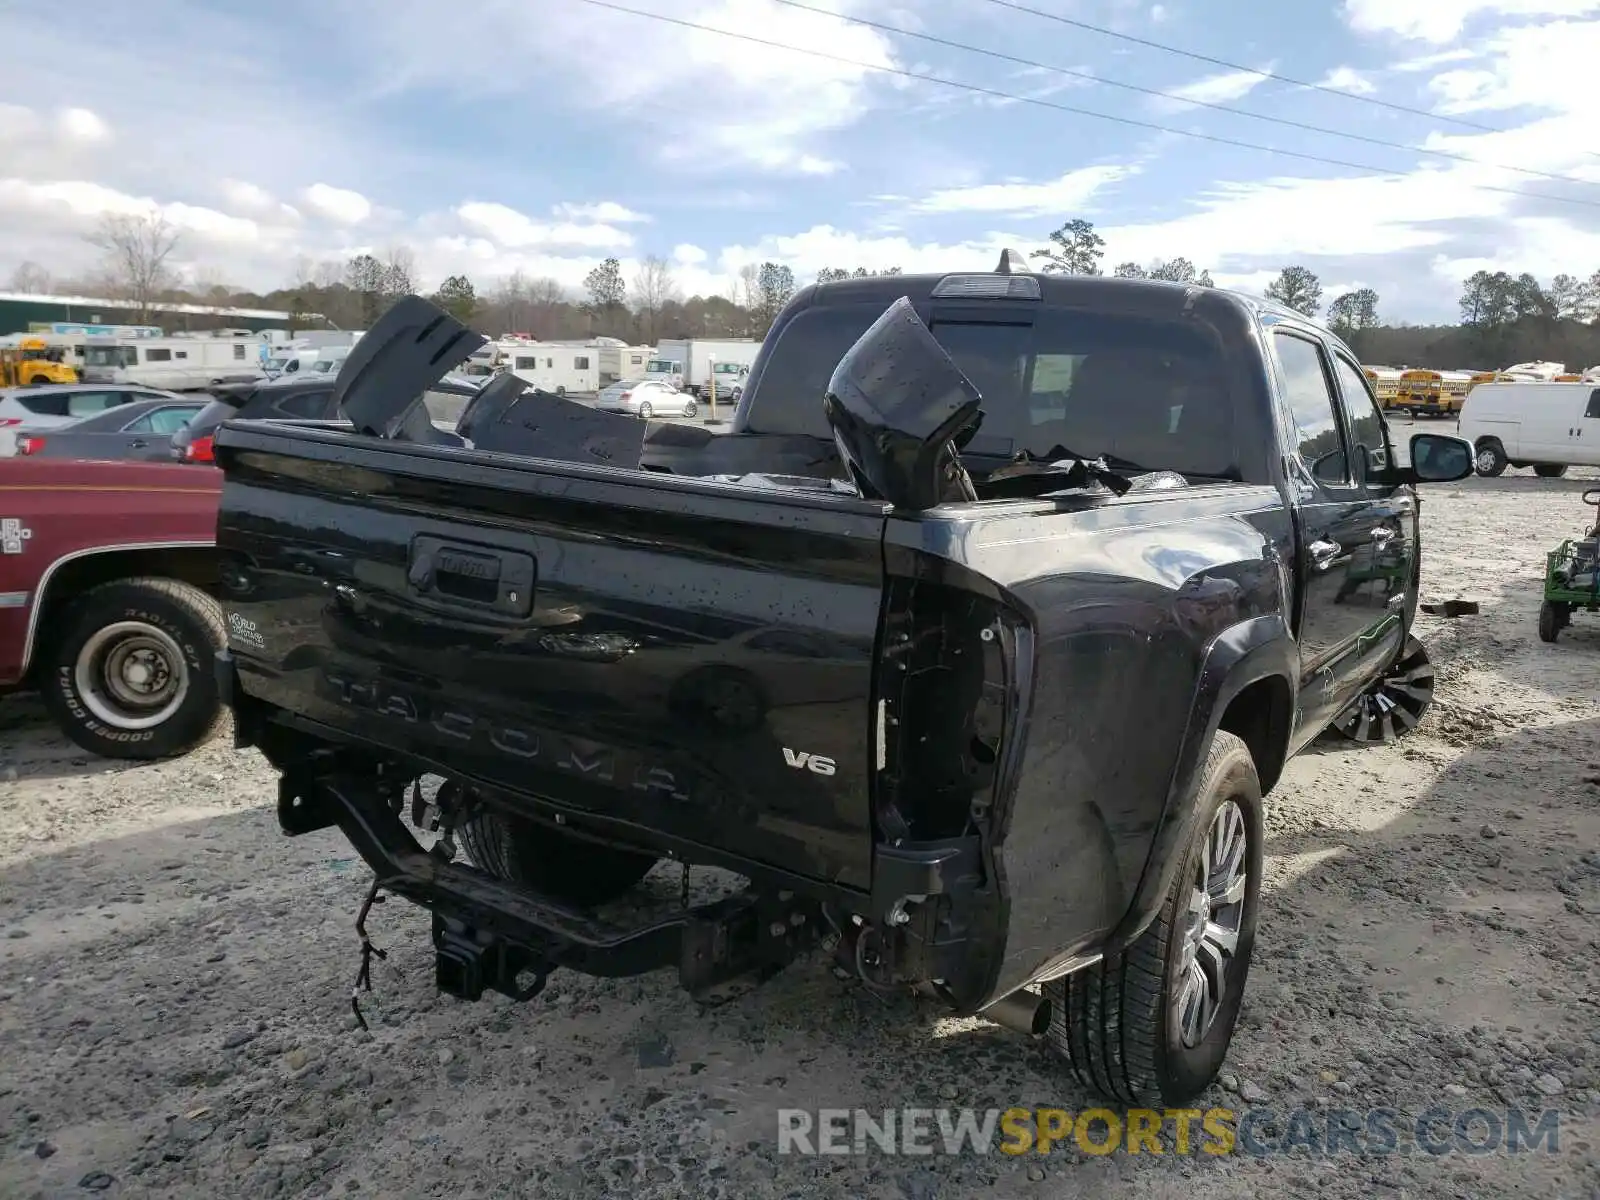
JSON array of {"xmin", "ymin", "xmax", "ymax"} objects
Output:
[
  {"xmin": 381, "ymin": 245, "xmax": 416, "ymax": 298},
  {"xmin": 312, "ymin": 259, "xmax": 345, "ymax": 290},
  {"xmin": 632, "ymin": 255, "xmax": 679, "ymax": 344},
  {"xmin": 86, "ymin": 211, "xmax": 182, "ymax": 320},
  {"xmin": 8, "ymin": 261, "xmax": 51, "ymax": 294},
  {"xmin": 728, "ymin": 263, "xmax": 761, "ymax": 333}
]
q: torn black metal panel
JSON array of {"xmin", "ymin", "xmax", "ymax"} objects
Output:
[
  {"xmin": 460, "ymin": 375, "xmax": 648, "ymax": 469},
  {"xmin": 981, "ymin": 450, "xmax": 1135, "ymax": 499},
  {"xmin": 822, "ymin": 296, "xmax": 982, "ymax": 510},
  {"xmin": 334, "ymin": 295, "xmax": 486, "ymax": 440}
]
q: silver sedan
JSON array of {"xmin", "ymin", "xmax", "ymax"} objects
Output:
[{"xmin": 595, "ymin": 379, "xmax": 698, "ymax": 420}]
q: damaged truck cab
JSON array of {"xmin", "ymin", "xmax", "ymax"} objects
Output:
[{"xmin": 213, "ymin": 266, "xmax": 1473, "ymax": 1107}]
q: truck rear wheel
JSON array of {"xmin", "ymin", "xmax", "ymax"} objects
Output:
[
  {"xmin": 1533, "ymin": 464, "xmax": 1568, "ymax": 478},
  {"xmin": 39, "ymin": 577, "xmax": 226, "ymax": 760},
  {"xmin": 1044, "ymin": 730, "xmax": 1262, "ymax": 1107},
  {"xmin": 457, "ymin": 812, "xmax": 659, "ymax": 907}
]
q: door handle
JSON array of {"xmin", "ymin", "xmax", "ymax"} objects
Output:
[
  {"xmin": 1309, "ymin": 539, "xmax": 1341, "ymax": 567},
  {"xmin": 1371, "ymin": 526, "xmax": 1395, "ymax": 542},
  {"xmin": 129, "ymin": 438, "xmax": 146, "ymax": 448}
]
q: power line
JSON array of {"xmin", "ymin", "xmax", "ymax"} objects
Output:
[
  {"xmin": 770, "ymin": 0, "xmax": 1594, "ymax": 189},
  {"xmin": 980, "ymin": 0, "xmax": 1513, "ymax": 137},
  {"xmin": 568, "ymin": 0, "xmax": 1600, "ymax": 212}
]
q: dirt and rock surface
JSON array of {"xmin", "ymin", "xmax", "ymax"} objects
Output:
[{"xmin": 2, "ymin": 450, "xmax": 1599, "ymax": 1199}]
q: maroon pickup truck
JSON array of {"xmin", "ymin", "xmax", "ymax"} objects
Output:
[{"xmin": 0, "ymin": 457, "xmax": 226, "ymax": 758}]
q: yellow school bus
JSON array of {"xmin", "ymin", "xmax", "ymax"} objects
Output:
[
  {"xmin": 1395, "ymin": 369, "xmax": 1447, "ymax": 415},
  {"xmin": 1363, "ymin": 367, "xmax": 1402, "ymax": 408},
  {"xmin": 1468, "ymin": 371, "xmax": 1512, "ymax": 394}
]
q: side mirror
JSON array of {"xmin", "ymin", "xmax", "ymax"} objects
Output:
[{"xmin": 1405, "ymin": 433, "xmax": 1474, "ymax": 483}]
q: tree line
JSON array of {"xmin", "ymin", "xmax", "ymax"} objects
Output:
[{"xmin": 15, "ymin": 210, "xmax": 1600, "ymax": 370}]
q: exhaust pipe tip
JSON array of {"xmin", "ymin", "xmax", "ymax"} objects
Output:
[{"xmin": 983, "ymin": 988, "xmax": 1052, "ymax": 1037}]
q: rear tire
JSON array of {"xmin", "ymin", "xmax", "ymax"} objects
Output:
[
  {"xmin": 1538, "ymin": 600, "xmax": 1564, "ymax": 643},
  {"xmin": 636, "ymin": 401, "xmax": 654, "ymax": 420},
  {"xmin": 39, "ymin": 577, "xmax": 226, "ymax": 760},
  {"xmin": 1044, "ymin": 730, "xmax": 1262, "ymax": 1107},
  {"xmin": 1474, "ymin": 439, "xmax": 1508, "ymax": 477},
  {"xmin": 681, "ymin": 399, "xmax": 698, "ymax": 419},
  {"xmin": 1533, "ymin": 464, "xmax": 1568, "ymax": 478},
  {"xmin": 457, "ymin": 812, "xmax": 658, "ymax": 907}
]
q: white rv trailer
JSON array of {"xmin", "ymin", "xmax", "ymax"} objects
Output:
[
  {"xmin": 82, "ymin": 329, "xmax": 270, "ymax": 391},
  {"xmin": 1501, "ymin": 360, "xmax": 1567, "ymax": 381},
  {"xmin": 503, "ymin": 342, "xmax": 600, "ymax": 394}
]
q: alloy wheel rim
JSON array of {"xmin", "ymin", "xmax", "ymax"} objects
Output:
[
  {"xmin": 1334, "ymin": 636, "xmax": 1434, "ymax": 743},
  {"xmin": 1173, "ymin": 799, "xmax": 1248, "ymax": 1049}
]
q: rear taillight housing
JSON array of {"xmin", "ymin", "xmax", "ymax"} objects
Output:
[
  {"xmin": 16, "ymin": 435, "xmax": 43, "ymax": 455},
  {"xmin": 184, "ymin": 435, "xmax": 215, "ymax": 463}
]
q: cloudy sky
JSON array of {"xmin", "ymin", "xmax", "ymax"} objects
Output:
[{"xmin": 2, "ymin": 0, "xmax": 1598, "ymax": 322}]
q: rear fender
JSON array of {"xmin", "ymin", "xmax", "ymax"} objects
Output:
[{"xmin": 1108, "ymin": 614, "xmax": 1297, "ymax": 947}]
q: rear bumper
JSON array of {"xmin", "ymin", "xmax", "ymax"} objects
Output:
[{"xmin": 215, "ymin": 648, "xmax": 1000, "ymax": 1001}]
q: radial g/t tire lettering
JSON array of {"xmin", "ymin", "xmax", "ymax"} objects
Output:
[
  {"xmin": 39, "ymin": 577, "xmax": 226, "ymax": 761},
  {"xmin": 1044, "ymin": 729, "xmax": 1264, "ymax": 1107}
]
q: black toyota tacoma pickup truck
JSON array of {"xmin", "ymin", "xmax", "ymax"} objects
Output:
[{"xmin": 211, "ymin": 260, "xmax": 1472, "ymax": 1106}]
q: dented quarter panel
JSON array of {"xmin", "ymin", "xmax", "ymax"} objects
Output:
[{"xmin": 886, "ymin": 483, "xmax": 1294, "ymax": 1002}]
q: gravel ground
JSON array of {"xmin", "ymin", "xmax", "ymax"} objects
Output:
[{"xmin": 2, "ymin": 443, "xmax": 1599, "ymax": 1199}]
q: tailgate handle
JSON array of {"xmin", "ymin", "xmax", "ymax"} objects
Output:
[{"xmin": 407, "ymin": 536, "xmax": 535, "ymax": 617}]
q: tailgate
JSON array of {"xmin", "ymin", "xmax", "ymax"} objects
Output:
[{"xmin": 215, "ymin": 425, "xmax": 889, "ymax": 890}]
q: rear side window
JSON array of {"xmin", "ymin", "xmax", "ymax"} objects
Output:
[
  {"xmin": 1587, "ymin": 389, "xmax": 1600, "ymax": 419},
  {"xmin": 16, "ymin": 393, "xmax": 72, "ymax": 416},
  {"xmin": 186, "ymin": 398, "xmax": 241, "ymax": 437},
  {"xmin": 272, "ymin": 389, "xmax": 335, "ymax": 419},
  {"xmin": 126, "ymin": 406, "xmax": 200, "ymax": 434},
  {"xmin": 145, "ymin": 348, "xmax": 172, "ymax": 362},
  {"xmin": 66, "ymin": 390, "xmax": 132, "ymax": 417}
]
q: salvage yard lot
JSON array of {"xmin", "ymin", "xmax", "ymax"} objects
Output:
[{"xmin": 2, "ymin": 465, "xmax": 1598, "ymax": 1199}]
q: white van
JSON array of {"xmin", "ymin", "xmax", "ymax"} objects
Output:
[{"xmin": 1458, "ymin": 382, "xmax": 1600, "ymax": 477}]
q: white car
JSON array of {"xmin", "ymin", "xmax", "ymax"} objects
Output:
[
  {"xmin": 595, "ymin": 379, "xmax": 698, "ymax": 419},
  {"xmin": 0, "ymin": 383, "xmax": 189, "ymax": 456}
]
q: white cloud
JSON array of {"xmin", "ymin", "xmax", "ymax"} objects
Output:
[
  {"xmin": 0, "ymin": 103, "xmax": 42, "ymax": 142},
  {"xmin": 672, "ymin": 243, "xmax": 708, "ymax": 265},
  {"xmin": 1149, "ymin": 67, "xmax": 1273, "ymax": 113},
  {"xmin": 351, "ymin": 0, "xmax": 899, "ymax": 178},
  {"xmin": 303, "ymin": 183, "xmax": 371, "ymax": 225},
  {"xmin": 1149, "ymin": 4, "xmax": 1168, "ymax": 20},
  {"xmin": 1316, "ymin": 66, "xmax": 1377, "ymax": 95},
  {"xmin": 1342, "ymin": 0, "xmax": 1600, "ymax": 43},
  {"xmin": 796, "ymin": 155, "xmax": 846, "ymax": 176},
  {"xmin": 455, "ymin": 202, "xmax": 634, "ymax": 250},
  {"xmin": 552, "ymin": 200, "xmax": 650, "ymax": 223},
  {"xmin": 57, "ymin": 108, "xmax": 110, "ymax": 143},
  {"xmin": 911, "ymin": 164, "xmax": 1134, "ymax": 218}
]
